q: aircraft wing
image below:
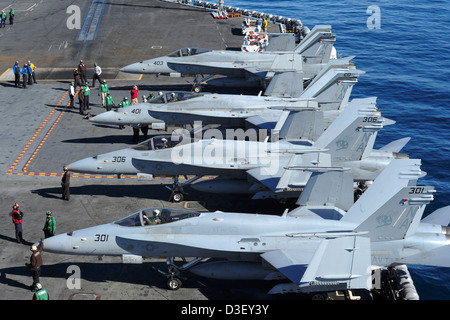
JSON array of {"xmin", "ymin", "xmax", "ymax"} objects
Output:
[
  {"xmin": 168, "ymin": 61, "xmax": 268, "ymax": 77},
  {"xmin": 245, "ymin": 53, "xmax": 303, "ymax": 79},
  {"xmin": 246, "ymin": 166, "xmax": 284, "ymax": 192},
  {"xmin": 265, "ymin": 34, "xmax": 296, "ymax": 52},
  {"xmin": 245, "ymin": 112, "xmax": 282, "ymax": 130},
  {"xmin": 262, "ymin": 235, "xmax": 372, "ymax": 292}
]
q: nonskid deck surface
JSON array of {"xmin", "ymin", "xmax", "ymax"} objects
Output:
[{"xmin": 0, "ymin": 0, "xmax": 297, "ymax": 301}]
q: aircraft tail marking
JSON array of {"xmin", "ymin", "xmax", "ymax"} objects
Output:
[{"xmin": 294, "ymin": 25, "xmax": 336, "ymax": 64}]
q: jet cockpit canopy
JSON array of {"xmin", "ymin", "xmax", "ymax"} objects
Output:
[
  {"xmin": 114, "ymin": 208, "xmax": 200, "ymax": 227},
  {"xmin": 166, "ymin": 47, "xmax": 212, "ymax": 57},
  {"xmin": 131, "ymin": 134, "xmax": 193, "ymax": 151},
  {"xmin": 147, "ymin": 91, "xmax": 204, "ymax": 104}
]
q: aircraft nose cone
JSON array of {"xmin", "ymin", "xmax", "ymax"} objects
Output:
[
  {"xmin": 66, "ymin": 157, "xmax": 98, "ymax": 174},
  {"xmin": 44, "ymin": 233, "xmax": 73, "ymax": 254},
  {"xmin": 89, "ymin": 111, "xmax": 119, "ymax": 125},
  {"xmin": 120, "ymin": 62, "xmax": 144, "ymax": 74}
]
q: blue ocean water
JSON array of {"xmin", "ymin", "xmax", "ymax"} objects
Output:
[{"xmin": 224, "ymin": 0, "xmax": 450, "ymax": 299}]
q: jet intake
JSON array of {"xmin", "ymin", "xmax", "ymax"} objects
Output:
[
  {"xmin": 207, "ymin": 77, "xmax": 262, "ymax": 88},
  {"xmin": 190, "ymin": 179, "xmax": 254, "ymax": 194},
  {"xmin": 190, "ymin": 261, "xmax": 282, "ymax": 280}
]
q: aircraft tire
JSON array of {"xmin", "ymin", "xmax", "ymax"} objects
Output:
[
  {"xmin": 172, "ymin": 192, "xmax": 184, "ymax": 202},
  {"xmin": 167, "ymin": 277, "xmax": 182, "ymax": 290},
  {"xmin": 192, "ymin": 85, "xmax": 202, "ymax": 93}
]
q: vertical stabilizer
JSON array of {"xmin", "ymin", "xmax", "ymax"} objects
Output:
[
  {"xmin": 302, "ymin": 60, "xmax": 364, "ymax": 111},
  {"xmin": 354, "ymin": 186, "xmax": 435, "ymax": 241},
  {"xmin": 341, "ymin": 159, "xmax": 434, "ymax": 241},
  {"xmin": 312, "ymin": 98, "xmax": 383, "ymax": 161},
  {"xmin": 294, "ymin": 25, "xmax": 336, "ymax": 64}
]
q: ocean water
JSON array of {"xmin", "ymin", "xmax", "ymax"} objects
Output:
[{"xmin": 224, "ymin": 0, "xmax": 450, "ymax": 299}]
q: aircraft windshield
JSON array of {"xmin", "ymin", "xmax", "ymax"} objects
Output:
[
  {"xmin": 164, "ymin": 91, "xmax": 203, "ymax": 103},
  {"xmin": 114, "ymin": 208, "xmax": 200, "ymax": 227},
  {"xmin": 147, "ymin": 93, "xmax": 166, "ymax": 104},
  {"xmin": 131, "ymin": 134, "xmax": 192, "ymax": 151},
  {"xmin": 147, "ymin": 91, "xmax": 203, "ymax": 104},
  {"xmin": 166, "ymin": 47, "xmax": 211, "ymax": 57}
]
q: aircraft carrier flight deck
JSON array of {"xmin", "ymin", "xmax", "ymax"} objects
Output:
[
  {"xmin": 0, "ymin": 0, "xmax": 300, "ymax": 301},
  {"xmin": 0, "ymin": 0, "xmax": 416, "ymax": 304}
]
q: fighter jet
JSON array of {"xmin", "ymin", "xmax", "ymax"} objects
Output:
[
  {"xmin": 92, "ymin": 59, "xmax": 362, "ymax": 131},
  {"xmin": 67, "ymin": 96, "xmax": 403, "ymax": 202},
  {"xmin": 119, "ymin": 25, "xmax": 336, "ymax": 91},
  {"xmin": 44, "ymin": 158, "xmax": 450, "ymax": 294}
]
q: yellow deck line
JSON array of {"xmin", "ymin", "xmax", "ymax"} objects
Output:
[{"xmin": 6, "ymin": 85, "xmax": 211, "ymax": 180}]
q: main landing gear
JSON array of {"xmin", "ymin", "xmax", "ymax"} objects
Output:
[
  {"xmin": 166, "ymin": 175, "xmax": 202, "ymax": 202},
  {"xmin": 189, "ymin": 74, "xmax": 215, "ymax": 93},
  {"xmin": 153, "ymin": 257, "xmax": 204, "ymax": 290}
]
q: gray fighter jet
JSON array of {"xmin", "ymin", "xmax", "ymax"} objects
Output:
[
  {"xmin": 67, "ymin": 96, "xmax": 404, "ymax": 202},
  {"xmin": 92, "ymin": 59, "xmax": 362, "ymax": 131},
  {"xmin": 44, "ymin": 158, "xmax": 450, "ymax": 294},
  {"xmin": 119, "ymin": 25, "xmax": 336, "ymax": 91}
]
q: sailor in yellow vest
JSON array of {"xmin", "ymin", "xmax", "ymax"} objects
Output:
[
  {"xmin": 262, "ymin": 19, "xmax": 268, "ymax": 32},
  {"xmin": 28, "ymin": 60, "xmax": 37, "ymax": 84}
]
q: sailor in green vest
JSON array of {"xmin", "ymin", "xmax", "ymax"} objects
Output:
[
  {"xmin": 105, "ymin": 92, "xmax": 115, "ymax": 111},
  {"xmin": 117, "ymin": 97, "xmax": 130, "ymax": 129},
  {"xmin": 33, "ymin": 283, "xmax": 49, "ymax": 300},
  {"xmin": 9, "ymin": 8, "xmax": 14, "ymax": 25},
  {"xmin": 1, "ymin": 11, "xmax": 6, "ymax": 28},
  {"xmin": 43, "ymin": 211, "xmax": 56, "ymax": 238},
  {"xmin": 118, "ymin": 96, "xmax": 130, "ymax": 108},
  {"xmin": 98, "ymin": 80, "xmax": 110, "ymax": 108},
  {"xmin": 83, "ymin": 81, "xmax": 91, "ymax": 111}
]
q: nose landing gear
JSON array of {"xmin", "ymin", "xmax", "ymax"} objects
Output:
[
  {"xmin": 153, "ymin": 257, "xmax": 205, "ymax": 290},
  {"xmin": 166, "ymin": 175, "xmax": 202, "ymax": 202}
]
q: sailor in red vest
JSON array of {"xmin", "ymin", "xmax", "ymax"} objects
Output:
[{"xmin": 11, "ymin": 203, "xmax": 24, "ymax": 243}]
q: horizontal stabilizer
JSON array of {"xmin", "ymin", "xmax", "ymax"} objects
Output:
[
  {"xmin": 263, "ymin": 71, "xmax": 304, "ymax": 98},
  {"xmin": 296, "ymin": 169, "xmax": 354, "ymax": 211},
  {"xmin": 382, "ymin": 117, "xmax": 396, "ymax": 126},
  {"xmin": 263, "ymin": 237, "xmax": 372, "ymax": 292},
  {"xmin": 298, "ymin": 236, "xmax": 372, "ymax": 292},
  {"xmin": 277, "ymin": 110, "xmax": 325, "ymax": 142},
  {"xmin": 422, "ymin": 205, "xmax": 450, "ymax": 226},
  {"xmin": 379, "ymin": 137, "xmax": 411, "ymax": 153},
  {"xmin": 276, "ymin": 152, "xmax": 331, "ymax": 190},
  {"xmin": 265, "ymin": 33, "xmax": 296, "ymax": 52},
  {"xmin": 400, "ymin": 245, "xmax": 450, "ymax": 268},
  {"xmin": 268, "ymin": 53, "xmax": 303, "ymax": 73}
]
